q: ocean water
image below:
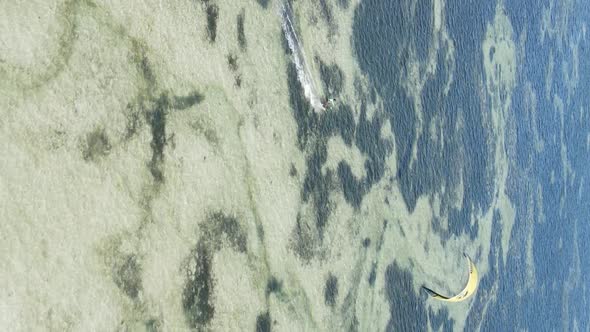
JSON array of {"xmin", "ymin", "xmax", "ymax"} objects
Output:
[{"xmin": 1, "ymin": 0, "xmax": 588, "ymax": 331}]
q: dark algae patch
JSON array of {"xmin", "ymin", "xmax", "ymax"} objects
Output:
[
  {"xmin": 302, "ymin": 143, "xmax": 334, "ymax": 233},
  {"xmin": 256, "ymin": 0, "xmax": 269, "ymax": 9},
  {"xmin": 202, "ymin": 211, "xmax": 248, "ymax": 253},
  {"xmin": 146, "ymin": 95, "xmax": 169, "ymax": 184},
  {"xmin": 226, "ymin": 54, "xmax": 242, "ymax": 87},
  {"xmin": 130, "ymin": 39, "xmax": 156, "ymax": 92},
  {"xmin": 317, "ymin": 57, "xmax": 345, "ymax": 96},
  {"xmin": 385, "ymin": 262, "xmax": 429, "ymax": 331},
  {"xmin": 113, "ymin": 254, "xmax": 142, "ymax": 300},
  {"xmin": 124, "ymin": 105, "xmax": 142, "ymax": 140},
  {"xmin": 290, "ymin": 213, "xmax": 318, "ymax": 261},
  {"xmin": 181, "ymin": 212, "xmax": 247, "ymax": 328},
  {"xmin": 255, "ymin": 311, "xmax": 271, "ymax": 332},
  {"xmin": 83, "ymin": 127, "xmax": 111, "ymax": 161},
  {"xmin": 368, "ymin": 264, "xmax": 376, "ymax": 286},
  {"xmin": 337, "ymin": 0, "xmax": 350, "ymax": 10},
  {"xmin": 172, "ymin": 93, "xmax": 204, "ymax": 110},
  {"xmin": 323, "ymin": 104, "xmax": 355, "ymax": 146},
  {"xmin": 237, "ymin": 10, "xmax": 247, "ymax": 51},
  {"xmin": 324, "ymin": 274, "xmax": 339, "ymax": 306},
  {"xmin": 337, "ymin": 161, "xmax": 363, "ymax": 209},
  {"xmin": 144, "ymin": 92, "xmax": 203, "ymax": 184},
  {"xmin": 145, "ymin": 319, "xmax": 162, "ymax": 332},
  {"xmin": 201, "ymin": 1, "xmax": 219, "ymax": 43},
  {"xmin": 182, "ymin": 243, "xmax": 215, "ymax": 328},
  {"xmin": 289, "ymin": 163, "xmax": 298, "ymax": 177},
  {"xmin": 317, "ymin": 0, "xmax": 337, "ymax": 38},
  {"xmin": 190, "ymin": 118, "xmax": 220, "ymax": 149},
  {"xmin": 266, "ymin": 276, "xmax": 283, "ymax": 296},
  {"xmin": 318, "ymin": 0, "xmax": 334, "ymax": 25},
  {"xmin": 227, "ymin": 54, "xmax": 239, "ymax": 72}
]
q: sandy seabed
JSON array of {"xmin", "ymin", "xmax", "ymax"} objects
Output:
[{"xmin": 1, "ymin": 0, "xmax": 519, "ymax": 331}]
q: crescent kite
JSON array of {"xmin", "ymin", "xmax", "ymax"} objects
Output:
[{"xmin": 422, "ymin": 254, "xmax": 479, "ymax": 302}]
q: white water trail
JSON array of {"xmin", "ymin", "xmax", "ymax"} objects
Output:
[{"xmin": 279, "ymin": 2, "xmax": 325, "ymax": 111}]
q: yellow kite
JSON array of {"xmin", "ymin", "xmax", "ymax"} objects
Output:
[{"xmin": 422, "ymin": 254, "xmax": 479, "ymax": 302}]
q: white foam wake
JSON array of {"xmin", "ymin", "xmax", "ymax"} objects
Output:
[{"xmin": 279, "ymin": 3, "xmax": 325, "ymax": 111}]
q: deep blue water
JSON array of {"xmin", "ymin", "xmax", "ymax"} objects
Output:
[{"xmin": 351, "ymin": 0, "xmax": 590, "ymax": 329}]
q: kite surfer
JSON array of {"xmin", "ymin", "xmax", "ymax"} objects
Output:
[
  {"xmin": 321, "ymin": 97, "xmax": 337, "ymax": 109},
  {"xmin": 422, "ymin": 253, "xmax": 479, "ymax": 302}
]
